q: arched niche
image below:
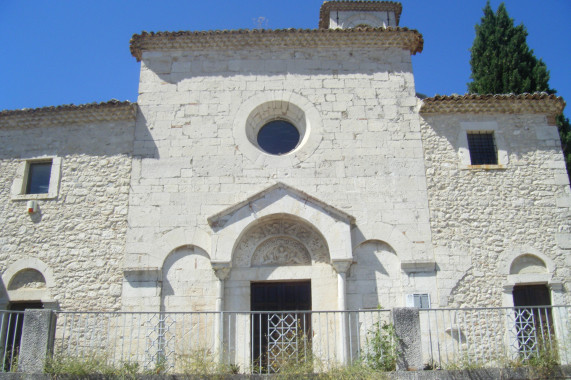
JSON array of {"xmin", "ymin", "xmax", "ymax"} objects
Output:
[
  {"xmin": 509, "ymin": 254, "xmax": 548, "ymax": 275},
  {"xmin": 232, "ymin": 214, "xmax": 330, "ymax": 268},
  {"xmin": 161, "ymin": 245, "xmax": 217, "ymax": 312},
  {"xmin": 347, "ymin": 240, "xmax": 401, "ymax": 310},
  {"xmin": 1, "ymin": 258, "xmax": 55, "ymax": 305},
  {"xmin": 501, "ymin": 248, "xmax": 563, "ymax": 307},
  {"xmin": 8, "ymin": 269, "xmax": 46, "ymax": 290}
]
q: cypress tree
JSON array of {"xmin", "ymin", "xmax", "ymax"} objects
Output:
[
  {"xmin": 468, "ymin": 1, "xmax": 570, "ymax": 182},
  {"xmin": 468, "ymin": 2, "xmax": 553, "ymax": 94}
]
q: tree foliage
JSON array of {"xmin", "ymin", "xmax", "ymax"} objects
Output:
[
  {"xmin": 468, "ymin": 2, "xmax": 553, "ymax": 94},
  {"xmin": 468, "ymin": 1, "xmax": 570, "ymax": 182}
]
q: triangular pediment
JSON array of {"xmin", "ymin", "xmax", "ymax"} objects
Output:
[{"xmin": 207, "ymin": 182, "xmax": 355, "ymax": 230}]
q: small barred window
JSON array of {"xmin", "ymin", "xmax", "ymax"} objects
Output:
[{"xmin": 467, "ymin": 132, "xmax": 498, "ymax": 165}]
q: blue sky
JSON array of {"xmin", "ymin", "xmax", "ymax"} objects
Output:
[{"xmin": 1, "ymin": 1, "xmax": 569, "ymax": 116}]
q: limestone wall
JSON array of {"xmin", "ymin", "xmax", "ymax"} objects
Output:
[
  {"xmin": 0, "ymin": 120, "xmax": 134, "ymax": 310},
  {"xmin": 421, "ymin": 113, "xmax": 571, "ymax": 307},
  {"xmin": 126, "ymin": 46, "xmax": 434, "ymax": 311}
]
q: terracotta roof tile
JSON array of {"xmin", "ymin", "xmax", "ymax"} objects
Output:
[
  {"xmin": 319, "ymin": 1, "xmax": 403, "ymax": 29},
  {"xmin": 129, "ymin": 27, "xmax": 423, "ymax": 61},
  {"xmin": 0, "ymin": 100, "xmax": 136, "ymax": 129},
  {"xmin": 420, "ymin": 93, "xmax": 565, "ymax": 116}
]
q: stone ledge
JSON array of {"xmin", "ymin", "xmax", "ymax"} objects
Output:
[
  {"xmin": 4, "ymin": 365, "xmax": 570, "ymax": 379},
  {"xmin": 401, "ymin": 260, "xmax": 436, "ymax": 273}
]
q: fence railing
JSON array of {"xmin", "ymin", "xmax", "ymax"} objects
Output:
[
  {"xmin": 1, "ymin": 306, "xmax": 569, "ymax": 373},
  {"xmin": 420, "ymin": 305, "xmax": 571, "ymax": 369},
  {"xmin": 53, "ymin": 309, "xmax": 392, "ymax": 374},
  {"xmin": 0, "ymin": 311, "xmax": 25, "ymax": 372}
]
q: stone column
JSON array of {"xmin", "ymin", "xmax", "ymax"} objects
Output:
[
  {"xmin": 19, "ymin": 309, "xmax": 57, "ymax": 373},
  {"xmin": 332, "ymin": 260, "xmax": 352, "ymax": 365},
  {"xmin": 212, "ymin": 262, "xmax": 231, "ymax": 364},
  {"xmin": 392, "ymin": 307, "xmax": 422, "ymax": 371}
]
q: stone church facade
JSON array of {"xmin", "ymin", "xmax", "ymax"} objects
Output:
[{"xmin": 0, "ymin": 1, "xmax": 568, "ymax": 315}]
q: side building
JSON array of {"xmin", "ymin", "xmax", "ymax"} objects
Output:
[{"xmin": 0, "ymin": 101, "xmax": 136, "ymax": 311}]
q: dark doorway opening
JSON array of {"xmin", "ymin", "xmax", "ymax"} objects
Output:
[
  {"xmin": 2, "ymin": 302, "xmax": 43, "ymax": 371},
  {"xmin": 512, "ymin": 285, "xmax": 553, "ymax": 359},
  {"xmin": 251, "ymin": 281, "xmax": 311, "ymax": 373}
]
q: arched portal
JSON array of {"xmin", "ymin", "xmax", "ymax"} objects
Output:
[{"xmin": 226, "ymin": 214, "xmax": 336, "ymax": 312}]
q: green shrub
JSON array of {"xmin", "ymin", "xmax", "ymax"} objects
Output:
[{"xmin": 362, "ymin": 321, "xmax": 398, "ymax": 371}]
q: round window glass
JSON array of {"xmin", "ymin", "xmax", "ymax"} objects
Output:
[{"xmin": 257, "ymin": 120, "xmax": 300, "ymax": 155}]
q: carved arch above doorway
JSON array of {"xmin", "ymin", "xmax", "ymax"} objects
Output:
[{"xmin": 232, "ymin": 215, "xmax": 329, "ymax": 267}]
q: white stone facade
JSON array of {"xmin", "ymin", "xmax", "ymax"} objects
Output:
[{"xmin": 0, "ymin": 1, "xmax": 568, "ymax": 314}]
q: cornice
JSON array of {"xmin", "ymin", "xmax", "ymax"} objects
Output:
[
  {"xmin": 130, "ymin": 27, "xmax": 423, "ymax": 61},
  {"xmin": 0, "ymin": 100, "xmax": 136, "ymax": 129},
  {"xmin": 420, "ymin": 93, "xmax": 565, "ymax": 117}
]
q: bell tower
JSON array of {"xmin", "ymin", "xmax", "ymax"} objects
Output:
[{"xmin": 319, "ymin": 1, "xmax": 402, "ymax": 29}]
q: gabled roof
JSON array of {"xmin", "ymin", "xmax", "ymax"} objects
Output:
[
  {"xmin": 207, "ymin": 182, "xmax": 355, "ymax": 229},
  {"xmin": 319, "ymin": 1, "xmax": 403, "ymax": 29},
  {"xmin": 0, "ymin": 100, "xmax": 136, "ymax": 128},
  {"xmin": 129, "ymin": 27, "xmax": 423, "ymax": 61},
  {"xmin": 420, "ymin": 93, "xmax": 565, "ymax": 117}
]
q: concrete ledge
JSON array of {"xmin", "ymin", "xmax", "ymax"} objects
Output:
[
  {"xmin": 1, "ymin": 365, "xmax": 570, "ymax": 379},
  {"xmin": 387, "ymin": 365, "xmax": 571, "ymax": 379}
]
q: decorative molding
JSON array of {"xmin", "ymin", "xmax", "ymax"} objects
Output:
[
  {"xmin": 549, "ymin": 281, "xmax": 564, "ymax": 292},
  {"xmin": 251, "ymin": 237, "xmax": 311, "ymax": 266},
  {"xmin": 211, "ymin": 262, "xmax": 231, "ymax": 280},
  {"xmin": 233, "ymin": 219, "xmax": 328, "ymax": 267},
  {"xmin": 331, "ymin": 259, "xmax": 353, "ymax": 274},
  {"xmin": 208, "ymin": 182, "xmax": 354, "ymax": 229},
  {"xmin": 232, "ymin": 93, "xmax": 324, "ymax": 167}
]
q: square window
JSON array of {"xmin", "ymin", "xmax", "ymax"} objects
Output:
[
  {"xmin": 11, "ymin": 157, "xmax": 61, "ymax": 200},
  {"xmin": 467, "ymin": 132, "xmax": 498, "ymax": 165},
  {"xmin": 26, "ymin": 161, "xmax": 52, "ymax": 194},
  {"xmin": 406, "ymin": 293, "xmax": 430, "ymax": 309}
]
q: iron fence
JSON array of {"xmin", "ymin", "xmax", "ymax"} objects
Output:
[
  {"xmin": 0, "ymin": 310, "xmax": 25, "ymax": 372},
  {"xmin": 54, "ymin": 309, "xmax": 392, "ymax": 374},
  {"xmin": 1, "ymin": 306, "xmax": 568, "ymax": 374},
  {"xmin": 420, "ymin": 305, "xmax": 571, "ymax": 369}
]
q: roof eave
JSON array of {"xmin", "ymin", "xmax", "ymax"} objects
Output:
[
  {"xmin": 420, "ymin": 93, "xmax": 565, "ymax": 117},
  {"xmin": 130, "ymin": 28, "xmax": 423, "ymax": 61},
  {"xmin": 0, "ymin": 100, "xmax": 137, "ymax": 129}
]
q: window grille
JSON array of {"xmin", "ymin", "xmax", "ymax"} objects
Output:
[{"xmin": 467, "ymin": 132, "xmax": 498, "ymax": 165}]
